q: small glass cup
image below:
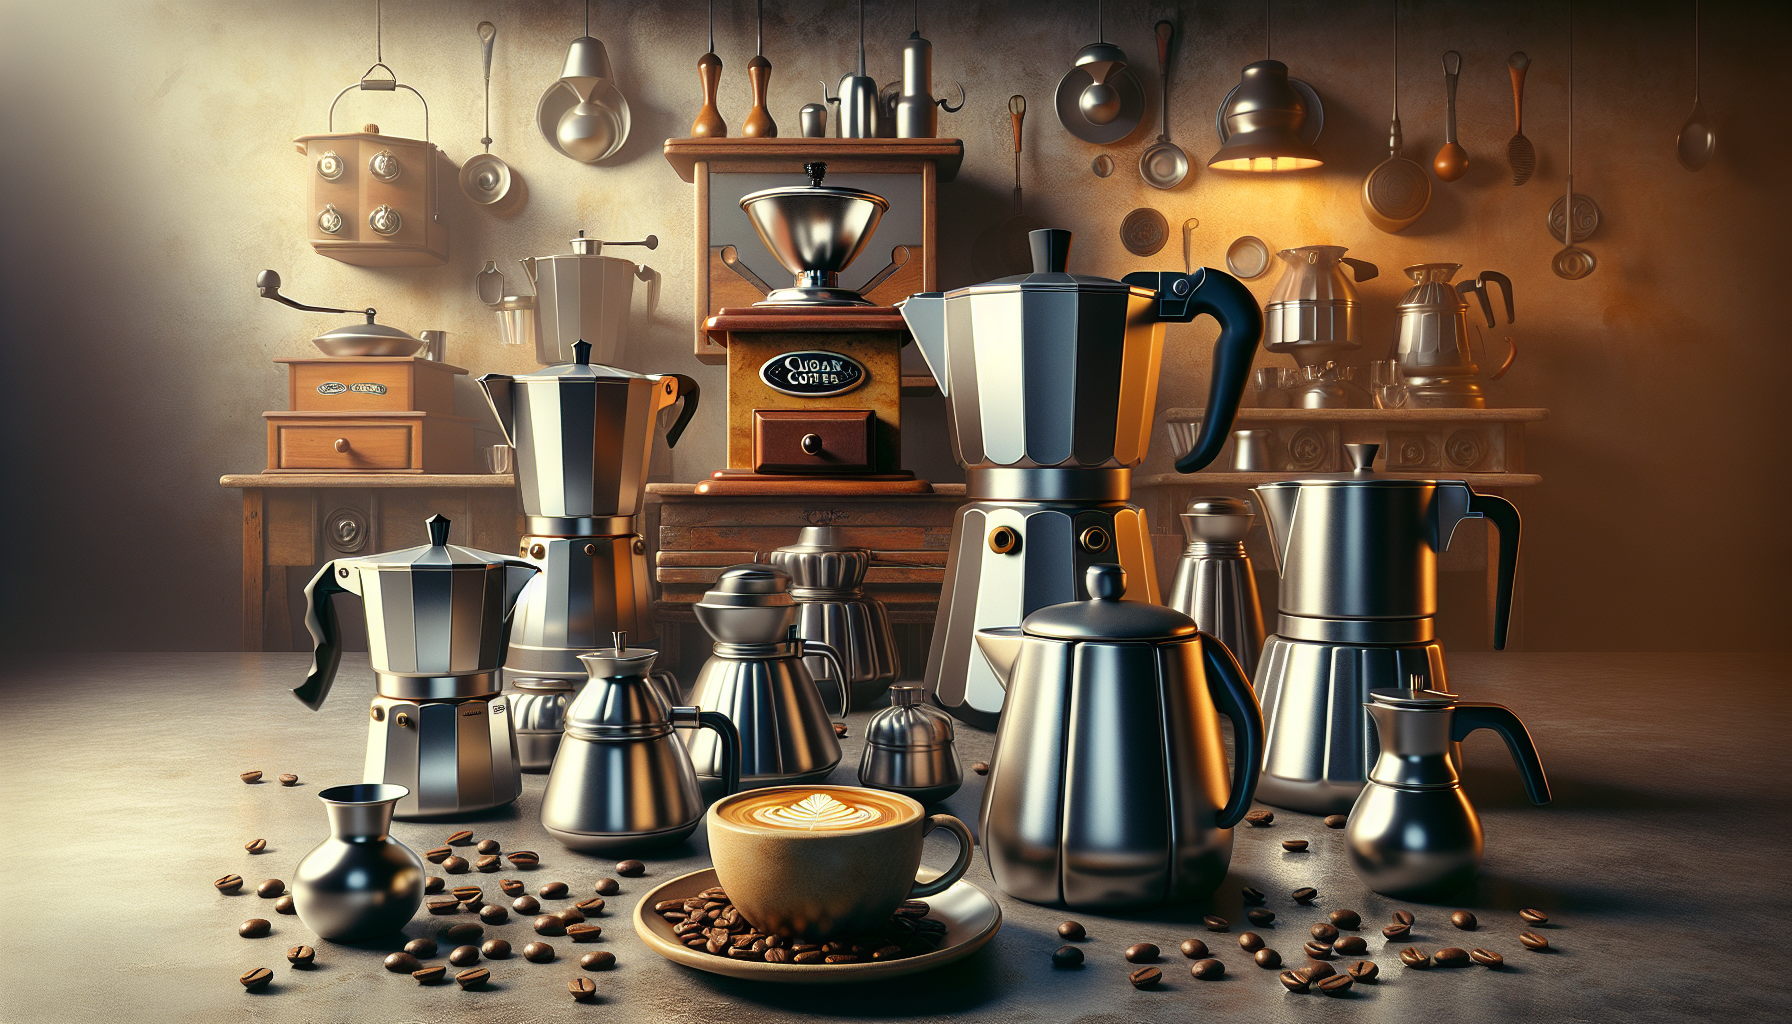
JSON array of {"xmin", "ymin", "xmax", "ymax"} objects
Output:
[
  {"xmin": 1254, "ymin": 367, "xmax": 1291, "ymax": 408},
  {"xmin": 487, "ymin": 444, "xmax": 514, "ymax": 475},
  {"xmin": 1370, "ymin": 360, "xmax": 1408, "ymax": 410}
]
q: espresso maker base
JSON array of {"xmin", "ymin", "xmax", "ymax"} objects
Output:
[
  {"xmin": 1254, "ymin": 635, "xmax": 1450, "ymax": 815},
  {"xmin": 504, "ymin": 532, "xmax": 656, "ymax": 688},
  {"xmin": 365, "ymin": 694, "xmax": 522, "ymax": 820}
]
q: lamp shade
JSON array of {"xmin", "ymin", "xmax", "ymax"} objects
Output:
[{"xmin": 1208, "ymin": 60, "xmax": 1323, "ymax": 171}]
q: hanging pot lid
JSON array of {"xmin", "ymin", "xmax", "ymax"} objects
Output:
[
  {"xmin": 341, "ymin": 514, "xmax": 515, "ymax": 571},
  {"xmin": 1021, "ymin": 565, "xmax": 1198, "ymax": 641}
]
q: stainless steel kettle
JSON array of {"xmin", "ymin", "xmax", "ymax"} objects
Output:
[
  {"xmin": 1263, "ymin": 245, "xmax": 1378, "ymax": 368},
  {"xmin": 540, "ymin": 635, "xmax": 742, "ymax": 852},
  {"xmin": 973, "ymin": 565, "xmax": 1265, "ymax": 910},
  {"xmin": 1347, "ymin": 687, "xmax": 1550, "ymax": 898},
  {"xmin": 1393, "ymin": 263, "xmax": 1515, "ymax": 408},
  {"xmin": 517, "ymin": 231, "xmax": 659, "ymax": 367}
]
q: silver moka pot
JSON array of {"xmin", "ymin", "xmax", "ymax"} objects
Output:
[
  {"xmin": 767, "ymin": 527, "xmax": 900, "ymax": 713},
  {"xmin": 1393, "ymin": 264, "xmax": 1515, "ymax": 409},
  {"xmin": 973, "ymin": 565, "xmax": 1264, "ymax": 910},
  {"xmin": 1167, "ymin": 497, "xmax": 1267, "ymax": 680},
  {"xmin": 296, "ymin": 515, "xmax": 538, "ymax": 820},
  {"xmin": 683, "ymin": 566, "xmax": 848, "ymax": 788},
  {"xmin": 1262, "ymin": 245, "xmax": 1377, "ymax": 368},
  {"xmin": 540, "ymin": 637, "xmax": 741, "ymax": 852},
  {"xmin": 859, "ymin": 685, "xmax": 962, "ymax": 804}
]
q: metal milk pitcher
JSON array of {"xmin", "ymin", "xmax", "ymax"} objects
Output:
[
  {"xmin": 292, "ymin": 783, "xmax": 424, "ymax": 941},
  {"xmin": 540, "ymin": 636, "xmax": 741, "ymax": 852},
  {"xmin": 1167, "ymin": 497, "xmax": 1267, "ymax": 680},
  {"xmin": 1263, "ymin": 245, "xmax": 1378, "ymax": 368},
  {"xmin": 859, "ymin": 684, "xmax": 963, "ymax": 804},
  {"xmin": 1347, "ymin": 688, "xmax": 1551, "ymax": 899}
]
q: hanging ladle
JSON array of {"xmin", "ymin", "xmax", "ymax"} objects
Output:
[
  {"xmin": 1138, "ymin": 20, "xmax": 1189, "ymax": 189},
  {"xmin": 1552, "ymin": 175, "xmax": 1595, "ymax": 279},
  {"xmin": 1676, "ymin": 0, "xmax": 1714, "ymax": 171},
  {"xmin": 461, "ymin": 22, "xmax": 514, "ymax": 204}
]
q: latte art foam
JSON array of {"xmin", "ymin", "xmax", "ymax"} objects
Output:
[{"xmin": 719, "ymin": 788, "xmax": 912, "ymax": 832}]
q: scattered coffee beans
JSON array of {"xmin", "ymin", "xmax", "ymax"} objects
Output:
[
  {"xmin": 384, "ymin": 952, "xmax": 423, "ymax": 973},
  {"xmin": 499, "ymin": 879, "xmax": 526, "ymax": 896},
  {"xmin": 1245, "ymin": 809, "xmax": 1275, "ymax": 826},
  {"xmin": 523, "ymin": 941, "xmax": 556, "ymax": 963},
  {"xmin": 1450, "ymin": 910, "xmax": 1478, "ymax": 930},
  {"xmin": 1292, "ymin": 887, "xmax": 1318, "ymax": 903},
  {"xmin": 1330, "ymin": 909, "xmax": 1361, "ymax": 929},
  {"xmin": 534, "ymin": 915, "xmax": 567, "ymax": 936},
  {"xmin": 1310, "ymin": 923, "xmax": 1338, "ymax": 942},
  {"xmin": 1303, "ymin": 940, "xmax": 1334, "ymax": 959},
  {"xmin": 1469, "ymin": 947, "xmax": 1504, "ymax": 968},
  {"xmin": 1129, "ymin": 966, "xmax": 1163, "ymax": 988},
  {"xmin": 1058, "ymin": 920, "xmax": 1086, "ymax": 941},
  {"xmin": 452, "ymin": 885, "xmax": 483, "ymax": 904},
  {"xmin": 833, "ymin": 722, "xmax": 849, "ymax": 738},
  {"xmin": 274, "ymin": 895, "xmax": 295, "ymax": 915},
  {"xmin": 1519, "ymin": 908, "xmax": 1549, "ymax": 925},
  {"xmin": 507, "ymin": 851, "xmax": 540, "ymax": 869},
  {"xmin": 1302, "ymin": 962, "xmax": 1336, "ymax": 982},
  {"xmin": 1347, "ymin": 959, "xmax": 1379, "ymax": 982},
  {"xmin": 425, "ymin": 877, "xmax": 445, "ymax": 894},
  {"xmin": 1203, "ymin": 915, "xmax": 1230, "ymax": 932},
  {"xmin": 1323, "ymin": 814, "xmax": 1348, "ymax": 829},
  {"xmin": 616, "ymin": 860, "xmax": 646, "ymax": 878},
  {"xmin": 443, "ymin": 856, "xmax": 470, "ymax": 874},
  {"xmin": 476, "ymin": 839, "xmax": 500, "ymax": 855},
  {"xmin": 1398, "ymin": 946, "xmax": 1432, "ymax": 969},
  {"xmin": 455, "ymin": 967, "xmax": 489, "ymax": 989},
  {"xmin": 1255, "ymin": 948, "xmax": 1282, "ymax": 969},
  {"xmin": 1334, "ymin": 936, "xmax": 1367, "ymax": 956},
  {"xmin": 215, "ymin": 874, "xmax": 244, "ymax": 894},
  {"xmin": 240, "ymin": 967, "xmax": 272, "ymax": 991},
  {"xmin": 285, "ymin": 945, "xmax": 314, "ymax": 967},
  {"xmin": 447, "ymin": 830, "xmax": 476, "ymax": 846},
  {"xmin": 427, "ymin": 898, "xmax": 461, "ymax": 915},
  {"xmin": 443, "ymin": 923, "xmax": 483, "ymax": 944},
  {"xmin": 539, "ymin": 881, "xmax": 570, "ymax": 899},
  {"xmin": 513, "ymin": 895, "xmax": 541, "ymax": 915},
  {"xmin": 570, "ymin": 976, "xmax": 597, "ymax": 1002},
  {"xmin": 240, "ymin": 771, "xmax": 262, "ymax": 784},
  {"xmin": 257, "ymin": 879, "xmax": 285, "ymax": 898},
  {"xmin": 448, "ymin": 945, "xmax": 480, "ymax": 967},
  {"xmin": 239, "ymin": 918, "xmax": 270, "ymax": 938},
  {"xmin": 1282, "ymin": 839, "xmax": 1309, "ymax": 852},
  {"xmin": 1052, "ymin": 945, "xmax": 1085, "ymax": 968},
  {"xmin": 1316, "ymin": 973, "xmax": 1354, "ymax": 996},
  {"xmin": 404, "ymin": 938, "xmax": 438, "ymax": 958},
  {"xmin": 1190, "ymin": 959, "xmax": 1224, "ymax": 980},
  {"xmin": 1124, "ymin": 942, "xmax": 1159, "ymax": 963},
  {"xmin": 476, "ymin": 855, "xmax": 500, "ymax": 873},
  {"xmin": 1382, "ymin": 923, "xmax": 1412, "ymax": 941},
  {"xmin": 1241, "ymin": 886, "xmax": 1266, "ymax": 905},
  {"xmin": 1279, "ymin": 968, "xmax": 1310, "ymax": 992},
  {"xmin": 480, "ymin": 904, "xmax": 508, "ymax": 925},
  {"xmin": 482, "ymin": 939, "xmax": 511, "ymax": 959},
  {"xmin": 425, "ymin": 846, "xmax": 451, "ymax": 864},
  {"xmin": 1246, "ymin": 907, "xmax": 1276, "ymax": 926},
  {"xmin": 568, "ymin": 924, "xmax": 602, "ymax": 942},
  {"xmin": 278, "ymin": 774, "xmax": 298, "ymax": 787},
  {"xmin": 1520, "ymin": 931, "xmax": 1550, "ymax": 950},
  {"xmin": 1434, "ymin": 946, "xmax": 1470, "ymax": 967},
  {"xmin": 245, "ymin": 838, "xmax": 267, "ymax": 854},
  {"xmin": 411, "ymin": 965, "xmax": 446, "ymax": 985},
  {"xmin": 1391, "ymin": 910, "xmax": 1415, "ymax": 927},
  {"xmin": 594, "ymin": 878, "xmax": 620, "ymax": 896},
  {"xmin": 1238, "ymin": 932, "xmax": 1265, "ymax": 952},
  {"xmin": 581, "ymin": 950, "xmax": 616, "ymax": 971}
]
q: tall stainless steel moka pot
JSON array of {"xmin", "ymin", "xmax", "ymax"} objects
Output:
[
  {"xmin": 478, "ymin": 341, "xmax": 699, "ymax": 704},
  {"xmin": 1167, "ymin": 497, "xmax": 1267, "ymax": 680},
  {"xmin": 767, "ymin": 526, "xmax": 900, "ymax": 713},
  {"xmin": 898, "ymin": 227, "xmax": 1262, "ymax": 729},
  {"xmin": 1393, "ymin": 264, "xmax": 1516, "ymax": 408},
  {"xmin": 296, "ymin": 515, "xmax": 538, "ymax": 819},
  {"xmin": 513, "ymin": 231, "xmax": 659, "ymax": 367},
  {"xmin": 1250, "ymin": 442, "xmax": 1521, "ymax": 814},
  {"xmin": 1262, "ymin": 245, "xmax": 1378, "ymax": 368}
]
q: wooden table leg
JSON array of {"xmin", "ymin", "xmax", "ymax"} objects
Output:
[{"xmin": 242, "ymin": 488, "xmax": 266, "ymax": 652}]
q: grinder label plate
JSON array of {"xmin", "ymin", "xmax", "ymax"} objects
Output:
[{"xmin": 759, "ymin": 350, "xmax": 866, "ymax": 397}]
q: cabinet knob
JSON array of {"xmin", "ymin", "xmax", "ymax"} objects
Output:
[
  {"xmin": 800, "ymin": 433, "xmax": 824, "ymax": 455},
  {"xmin": 317, "ymin": 204, "xmax": 343, "ymax": 235},
  {"xmin": 316, "ymin": 149, "xmax": 344, "ymax": 181},
  {"xmin": 368, "ymin": 204, "xmax": 402, "ymax": 236},
  {"xmin": 368, "ymin": 149, "xmax": 402, "ymax": 182},
  {"xmin": 333, "ymin": 438, "xmax": 351, "ymax": 453}
]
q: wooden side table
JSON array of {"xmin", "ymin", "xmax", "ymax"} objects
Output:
[{"xmin": 220, "ymin": 473, "xmax": 521, "ymax": 651}]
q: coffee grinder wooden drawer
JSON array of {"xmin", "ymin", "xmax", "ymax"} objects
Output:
[
  {"xmin": 752, "ymin": 410, "xmax": 874, "ymax": 473},
  {"xmin": 264, "ymin": 411, "xmax": 477, "ymax": 473}
]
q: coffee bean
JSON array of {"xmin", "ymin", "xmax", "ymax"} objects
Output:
[
  {"xmin": 1279, "ymin": 969, "xmax": 1310, "ymax": 992},
  {"xmin": 1124, "ymin": 942, "xmax": 1159, "ymax": 963},
  {"xmin": 1348, "ymin": 959, "xmax": 1379, "ymax": 982},
  {"xmin": 214, "ymin": 874, "xmax": 244, "ymax": 894},
  {"xmin": 257, "ymin": 879, "xmax": 284, "ymax": 898},
  {"xmin": 581, "ymin": 950, "xmax": 616, "ymax": 971},
  {"xmin": 1451, "ymin": 910, "xmax": 1478, "ymax": 930},
  {"xmin": 1399, "ymin": 946, "xmax": 1431, "ymax": 969},
  {"xmin": 443, "ymin": 856, "xmax": 470, "ymax": 874},
  {"xmin": 1303, "ymin": 940, "xmax": 1334, "ymax": 959},
  {"xmin": 972, "ymin": 762, "xmax": 989, "ymax": 775},
  {"xmin": 1302, "ymin": 961, "xmax": 1336, "ymax": 981},
  {"xmin": 833, "ymin": 722, "xmax": 850, "ymax": 738},
  {"xmin": 427, "ymin": 898, "xmax": 460, "ymax": 915},
  {"xmin": 476, "ymin": 839, "xmax": 500, "ymax": 855},
  {"xmin": 1292, "ymin": 887, "xmax": 1318, "ymax": 903},
  {"xmin": 1190, "ymin": 958, "xmax": 1224, "ymax": 980},
  {"xmin": 1317, "ymin": 973, "xmax": 1354, "ymax": 996},
  {"xmin": 1238, "ymin": 931, "xmax": 1265, "ymax": 952},
  {"xmin": 239, "ymin": 918, "xmax": 270, "ymax": 938},
  {"xmin": 1329, "ymin": 908, "xmax": 1361, "ymax": 929},
  {"xmin": 1519, "ymin": 908, "xmax": 1550, "ymax": 925},
  {"xmin": 1246, "ymin": 907, "xmax": 1275, "ymax": 926},
  {"xmin": 569, "ymin": 923, "xmax": 602, "ymax": 942},
  {"xmin": 616, "ymin": 860, "xmax": 646, "ymax": 877},
  {"xmin": 1241, "ymin": 886, "xmax": 1266, "ymax": 905},
  {"xmin": 523, "ymin": 941, "xmax": 555, "ymax": 963},
  {"xmin": 425, "ymin": 876, "xmax": 444, "ymax": 894},
  {"xmin": 425, "ymin": 847, "xmax": 451, "ymax": 864},
  {"xmin": 239, "ymin": 967, "xmax": 272, "ymax": 991},
  {"xmin": 556, "ymin": 906, "xmax": 585, "ymax": 925},
  {"xmin": 1434, "ymin": 946, "xmax": 1470, "ymax": 967},
  {"xmin": 285, "ymin": 944, "xmax": 314, "ymax": 967},
  {"xmin": 475, "ymin": 856, "xmax": 500, "ymax": 873},
  {"xmin": 1520, "ymin": 932, "xmax": 1550, "ymax": 950},
  {"xmin": 1051, "ymin": 945, "xmax": 1084, "ymax": 968},
  {"xmin": 482, "ymin": 939, "xmax": 511, "ymax": 959},
  {"xmin": 447, "ymin": 830, "xmax": 475, "ymax": 846},
  {"xmin": 793, "ymin": 950, "xmax": 825, "ymax": 963},
  {"xmin": 245, "ymin": 838, "xmax": 267, "ymax": 854},
  {"xmin": 1469, "ymin": 947, "xmax": 1504, "ymax": 968},
  {"xmin": 274, "ymin": 894, "xmax": 295, "ymax": 915},
  {"xmin": 384, "ymin": 952, "xmax": 423, "ymax": 973},
  {"xmin": 240, "ymin": 771, "xmax": 262, "ymax": 784},
  {"xmin": 1245, "ymin": 809, "xmax": 1274, "ymax": 826},
  {"xmin": 507, "ymin": 851, "xmax": 539, "ymax": 869},
  {"xmin": 1255, "ymin": 947, "xmax": 1282, "ymax": 969},
  {"xmin": 569, "ymin": 976, "xmax": 597, "ymax": 1002},
  {"xmin": 1310, "ymin": 923, "xmax": 1338, "ymax": 942},
  {"xmin": 1203, "ymin": 915, "xmax": 1230, "ymax": 932},
  {"xmin": 1334, "ymin": 936, "xmax": 1367, "ymax": 956},
  {"xmin": 1129, "ymin": 966, "xmax": 1163, "ymax": 988},
  {"xmin": 513, "ymin": 895, "xmax": 540, "ymax": 915},
  {"xmin": 411, "ymin": 965, "xmax": 446, "ymax": 985},
  {"xmin": 498, "ymin": 879, "xmax": 524, "ymax": 897},
  {"xmin": 1391, "ymin": 910, "xmax": 1415, "ymax": 927},
  {"xmin": 455, "ymin": 967, "xmax": 489, "ymax": 989},
  {"xmin": 825, "ymin": 954, "xmax": 861, "ymax": 964},
  {"xmin": 594, "ymin": 878, "xmax": 620, "ymax": 896},
  {"xmin": 1324, "ymin": 814, "xmax": 1348, "ymax": 829},
  {"xmin": 443, "ymin": 923, "xmax": 483, "ymax": 943},
  {"xmin": 1382, "ymin": 923, "xmax": 1411, "ymax": 941},
  {"xmin": 534, "ymin": 915, "xmax": 566, "ymax": 936},
  {"xmin": 539, "ymin": 881, "xmax": 569, "ymax": 899},
  {"xmin": 405, "ymin": 938, "xmax": 438, "ymax": 958},
  {"xmin": 1179, "ymin": 938, "xmax": 1209, "ymax": 959},
  {"xmin": 278, "ymin": 774, "xmax": 298, "ymax": 787},
  {"xmin": 448, "ymin": 945, "xmax": 480, "ymax": 967},
  {"xmin": 1282, "ymin": 839, "xmax": 1309, "ymax": 852},
  {"xmin": 479, "ymin": 904, "xmax": 508, "ymax": 925},
  {"xmin": 764, "ymin": 948, "xmax": 791, "ymax": 963},
  {"xmin": 452, "ymin": 884, "xmax": 482, "ymax": 901}
]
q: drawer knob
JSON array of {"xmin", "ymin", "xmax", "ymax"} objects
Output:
[
  {"xmin": 800, "ymin": 433, "xmax": 824, "ymax": 455},
  {"xmin": 317, "ymin": 203, "xmax": 344, "ymax": 235},
  {"xmin": 333, "ymin": 438, "xmax": 351, "ymax": 453},
  {"xmin": 316, "ymin": 149, "xmax": 344, "ymax": 181}
]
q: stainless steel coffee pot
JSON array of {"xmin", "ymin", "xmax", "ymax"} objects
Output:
[
  {"xmin": 1167, "ymin": 497, "xmax": 1267, "ymax": 680},
  {"xmin": 540, "ymin": 637, "xmax": 742, "ymax": 852},
  {"xmin": 1263, "ymin": 245, "xmax": 1378, "ymax": 368},
  {"xmin": 767, "ymin": 527, "xmax": 899, "ymax": 713},
  {"xmin": 683, "ymin": 566, "xmax": 849, "ymax": 787},
  {"xmin": 1347, "ymin": 688, "xmax": 1550, "ymax": 899},
  {"xmin": 510, "ymin": 635, "xmax": 682, "ymax": 772},
  {"xmin": 973, "ymin": 565, "xmax": 1265, "ymax": 910},
  {"xmin": 296, "ymin": 515, "xmax": 538, "ymax": 819},
  {"xmin": 859, "ymin": 685, "xmax": 962, "ymax": 804},
  {"xmin": 1393, "ymin": 264, "xmax": 1515, "ymax": 408},
  {"xmin": 518, "ymin": 231, "xmax": 659, "ymax": 366}
]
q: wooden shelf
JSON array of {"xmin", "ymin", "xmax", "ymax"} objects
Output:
[
  {"xmin": 1136, "ymin": 472, "xmax": 1542, "ymax": 488},
  {"xmin": 1164, "ymin": 407, "xmax": 1550, "ymax": 422},
  {"xmin": 662, "ymin": 137, "xmax": 964, "ymax": 183},
  {"xmin": 221, "ymin": 473, "xmax": 514, "ymax": 488}
]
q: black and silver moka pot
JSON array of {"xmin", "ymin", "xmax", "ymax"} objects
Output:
[{"xmin": 295, "ymin": 515, "xmax": 538, "ymax": 819}]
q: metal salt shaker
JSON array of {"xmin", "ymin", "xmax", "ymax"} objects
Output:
[{"xmin": 859, "ymin": 685, "xmax": 962, "ymax": 803}]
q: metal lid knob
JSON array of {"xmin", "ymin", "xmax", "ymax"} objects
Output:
[
  {"xmin": 1346, "ymin": 442, "xmax": 1380, "ymax": 474},
  {"xmin": 426, "ymin": 514, "xmax": 451, "ymax": 547},
  {"xmin": 1087, "ymin": 564, "xmax": 1124, "ymax": 600}
]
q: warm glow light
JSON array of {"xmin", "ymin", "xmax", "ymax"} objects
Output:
[{"xmin": 1207, "ymin": 155, "xmax": 1324, "ymax": 172}]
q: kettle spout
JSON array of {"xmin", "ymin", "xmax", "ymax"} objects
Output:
[
  {"xmin": 1250, "ymin": 485, "xmax": 1299, "ymax": 577},
  {"xmin": 517, "ymin": 256, "xmax": 539, "ymax": 289},
  {"xmin": 501, "ymin": 561, "xmax": 540, "ymax": 616},
  {"xmin": 973, "ymin": 627, "xmax": 1025, "ymax": 689},
  {"xmin": 476, "ymin": 374, "xmax": 516, "ymax": 446},
  {"xmin": 896, "ymin": 293, "xmax": 949, "ymax": 396}
]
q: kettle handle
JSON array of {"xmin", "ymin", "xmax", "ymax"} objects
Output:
[
  {"xmin": 652, "ymin": 373, "xmax": 702, "ymax": 449},
  {"xmin": 1467, "ymin": 492, "xmax": 1521, "ymax": 650},
  {"xmin": 796, "ymin": 638, "xmax": 852, "ymax": 719},
  {"xmin": 1451, "ymin": 702, "xmax": 1551, "ymax": 805},
  {"xmin": 1456, "ymin": 279, "xmax": 1497, "ymax": 328},
  {"xmin": 675, "ymin": 707, "xmax": 743, "ymax": 797},
  {"xmin": 495, "ymin": 559, "xmax": 540, "ymax": 657},
  {"xmin": 295, "ymin": 561, "xmax": 347, "ymax": 711},
  {"xmin": 1479, "ymin": 271, "xmax": 1515, "ymax": 324},
  {"xmin": 1201, "ymin": 637, "xmax": 1265, "ymax": 830},
  {"xmin": 1122, "ymin": 268, "xmax": 1263, "ymax": 474},
  {"xmin": 1341, "ymin": 257, "xmax": 1379, "ymax": 283}
]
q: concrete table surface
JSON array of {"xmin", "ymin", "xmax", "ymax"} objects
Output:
[{"xmin": 1, "ymin": 652, "xmax": 1786, "ymax": 1023}]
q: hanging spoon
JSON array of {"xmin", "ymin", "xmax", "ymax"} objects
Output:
[
  {"xmin": 1676, "ymin": 0, "xmax": 1714, "ymax": 170},
  {"xmin": 459, "ymin": 22, "xmax": 515, "ymax": 204},
  {"xmin": 1552, "ymin": 175, "xmax": 1595, "ymax": 280},
  {"xmin": 1433, "ymin": 50, "xmax": 1468, "ymax": 181}
]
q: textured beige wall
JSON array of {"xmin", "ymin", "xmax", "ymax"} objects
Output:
[{"xmin": 0, "ymin": 0, "xmax": 1786, "ymax": 652}]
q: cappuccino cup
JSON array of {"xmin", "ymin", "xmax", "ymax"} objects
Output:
[{"xmin": 707, "ymin": 785, "xmax": 973, "ymax": 941}]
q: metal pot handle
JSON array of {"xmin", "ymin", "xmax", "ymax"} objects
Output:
[
  {"xmin": 328, "ymin": 63, "xmax": 430, "ymax": 141},
  {"xmin": 907, "ymin": 814, "xmax": 975, "ymax": 899},
  {"xmin": 295, "ymin": 562, "xmax": 347, "ymax": 711},
  {"xmin": 1200, "ymin": 637, "xmax": 1265, "ymax": 830},
  {"xmin": 652, "ymin": 374, "xmax": 702, "ymax": 449},
  {"xmin": 794, "ymin": 637, "xmax": 851, "ymax": 720},
  {"xmin": 1467, "ymin": 492, "xmax": 1521, "ymax": 650},
  {"xmin": 1123, "ymin": 268, "xmax": 1264, "ymax": 473},
  {"xmin": 675, "ymin": 707, "xmax": 743, "ymax": 797},
  {"xmin": 1451, "ymin": 702, "xmax": 1551, "ymax": 805}
]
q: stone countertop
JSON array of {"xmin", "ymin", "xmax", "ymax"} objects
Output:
[{"xmin": 0, "ymin": 653, "xmax": 1785, "ymax": 1023}]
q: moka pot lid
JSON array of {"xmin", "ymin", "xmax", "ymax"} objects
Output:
[{"xmin": 1021, "ymin": 565, "xmax": 1198, "ymax": 642}]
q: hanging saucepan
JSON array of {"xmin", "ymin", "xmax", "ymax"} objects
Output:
[{"xmin": 1361, "ymin": 6, "xmax": 1429, "ymax": 233}]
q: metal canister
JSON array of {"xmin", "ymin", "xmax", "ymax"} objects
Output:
[
  {"xmin": 1167, "ymin": 497, "xmax": 1267, "ymax": 679},
  {"xmin": 767, "ymin": 527, "xmax": 899, "ymax": 713},
  {"xmin": 858, "ymin": 685, "xmax": 962, "ymax": 803}
]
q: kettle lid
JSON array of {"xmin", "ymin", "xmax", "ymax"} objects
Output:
[
  {"xmin": 1021, "ymin": 565, "xmax": 1198, "ymax": 641},
  {"xmin": 343, "ymin": 514, "xmax": 515, "ymax": 570},
  {"xmin": 506, "ymin": 339, "xmax": 655, "ymax": 382},
  {"xmin": 950, "ymin": 228, "xmax": 1138, "ymax": 298}
]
